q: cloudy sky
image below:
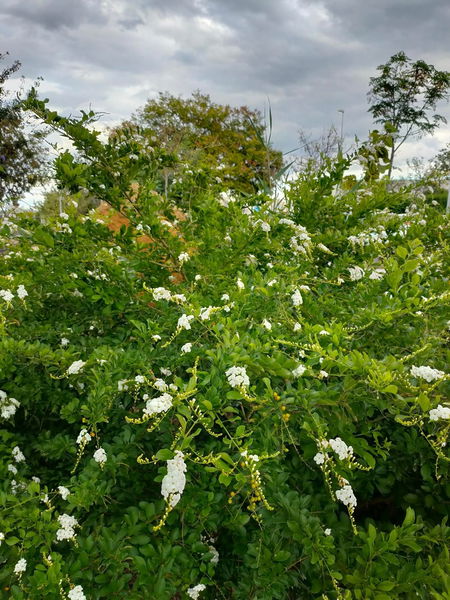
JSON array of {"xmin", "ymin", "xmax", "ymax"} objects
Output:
[{"xmin": 2, "ymin": 0, "xmax": 450, "ymax": 179}]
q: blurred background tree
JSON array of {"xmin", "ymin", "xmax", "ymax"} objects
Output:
[{"xmin": 118, "ymin": 90, "xmax": 283, "ymax": 195}]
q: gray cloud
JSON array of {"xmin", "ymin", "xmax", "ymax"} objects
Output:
[{"xmin": 1, "ymin": 0, "xmax": 449, "ymax": 174}]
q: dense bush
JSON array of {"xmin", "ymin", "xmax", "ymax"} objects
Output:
[{"xmin": 0, "ymin": 101, "xmax": 449, "ymax": 599}]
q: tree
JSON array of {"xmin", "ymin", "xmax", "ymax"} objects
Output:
[
  {"xmin": 296, "ymin": 125, "xmax": 341, "ymax": 171},
  {"xmin": 368, "ymin": 51, "xmax": 450, "ymax": 178},
  {"xmin": 0, "ymin": 52, "xmax": 47, "ymax": 210},
  {"xmin": 126, "ymin": 91, "xmax": 283, "ymax": 194}
]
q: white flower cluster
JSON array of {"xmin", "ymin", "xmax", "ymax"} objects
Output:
[
  {"xmin": 181, "ymin": 342, "xmax": 192, "ymax": 353},
  {"xmin": 187, "ymin": 583, "xmax": 206, "ymax": 599},
  {"xmin": 58, "ymin": 486, "xmax": 71, "ymax": 500},
  {"xmin": 143, "ymin": 393, "xmax": 173, "ymax": 417},
  {"xmin": 14, "ymin": 558, "xmax": 27, "ymax": 574},
  {"xmin": 199, "ymin": 306, "xmax": 214, "ymax": 321},
  {"xmin": 262, "ymin": 319, "xmax": 272, "ymax": 330},
  {"xmin": 292, "ymin": 364, "xmax": 306, "ymax": 378},
  {"xmin": 56, "ymin": 514, "xmax": 79, "ymax": 541},
  {"xmin": 348, "ymin": 226, "xmax": 388, "ymax": 247},
  {"xmin": 68, "ymin": 585, "xmax": 86, "ymax": 600},
  {"xmin": 348, "ymin": 266, "xmax": 365, "ymax": 281},
  {"xmin": 17, "ymin": 285, "xmax": 28, "ymax": 299},
  {"xmin": 161, "ymin": 451, "xmax": 187, "ymax": 507},
  {"xmin": 335, "ymin": 484, "xmax": 357, "ymax": 508},
  {"xmin": 76, "ymin": 429, "xmax": 91, "ymax": 445},
  {"xmin": 279, "ymin": 219, "xmax": 312, "ymax": 255},
  {"xmin": 328, "ymin": 437, "xmax": 353, "ymax": 460},
  {"xmin": 291, "ymin": 289, "xmax": 303, "ymax": 306},
  {"xmin": 0, "ymin": 532, "xmax": 4, "ymax": 545},
  {"xmin": 67, "ymin": 360, "xmax": 86, "ymax": 375},
  {"xmin": 178, "ymin": 252, "xmax": 190, "ymax": 264},
  {"xmin": 236, "ymin": 277, "xmax": 245, "ymax": 290},
  {"xmin": 153, "ymin": 287, "xmax": 172, "ymax": 301},
  {"xmin": 0, "ymin": 390, "xmax": 20, "ymax": 419},
  {"xmin": 410, "ymin": 365, "xmax": 445, "ymax": 383},
  {"xmin": 218, "ymin": 191, "xmax": 236, "ymax": 207},
  {"xmin": 369, "ymin": 268, "xmax": 386, "ymax": 280},
  {"xmin": 429, "ymin": 404, "xmax": 450, "ymax": 422},
  {"xmin": 225, "ymin": 366, "xmax": 250, "ymax": 388},
  {"xmin": 12, "ymin": 446, "xmax": 25, "ymax": 463},
  {"xmin": 314, "ymin": 437, "xmax": 353, "ymax": 464},
  {"xmin": 93, "ymin": 448, "xmax": 107, "ymax": 464},
  {"xmin": 178, "ymin": 314, "xmax": 194, "ymax": 330},
  {"xmin": 0, "ymin": 289, "xmax": 14, "ymax": 302}
]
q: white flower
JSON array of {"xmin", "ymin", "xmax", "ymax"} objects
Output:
[
  {"xmin": 153, "ymin": 287, "xmax": 172, "ymax": 301},
  {"xmin": 68, "ymin": 585, "xmax": 86, "ymax": 600},
  {"xmin": 0, "ymin": 289, "xmax": 14, "ymax": 302},
  {"xmin": 152, "ymin": 334, "xmax": 161, "ymax": 342},
  {"xmin": 0, "ymin": 532, "xmax": 4, "ymax": 545},
  {"xmin": 56, "ymin": 514, "xmax": 78, "ymax": 542},
  {"xmin": 31, "ymin": 476, "xmax": 40, "ymax": 483},
  {"xmin": 292, "ymin": 364, "xmax": 306, "ymax": 378},
  {"xmin": 67, "ymin": 360, "xmax": 85, "ymax": 375},
  {"xmin": 61, "ymin": 337, "xmax": 70, "ymax": 347},
  {"xmin": 58, "ymin": 486, "xmax": 71, "ymax": 500},
  {"xmin": 17, "ymin": 285, "xmax": 28, "ymax": 299},
  {"xmin": 262, "ymin": 319, "xmax": 272, "ymax": 330},
  {"xmin": 369, "ymin": 268, "xmax": 386, "ymax": 280},
  {"xmin": 135, "ymin": 375, "xmax": 145, "ymax": 384},
  {"xmin": 226, "ymin": 366, "xmax": 250, "ymax": 388},
  {"xmin": 195, "ymin": 274, "xmax": 202, "ymax": 281},
  {"xmin": 118, "ymin": 379, "xmax": 129, "ymax": 391},
  {"xmin": 291, "ymin": 289, "xmax": 303, "ymax": 306},
  {"xmin": 348, "ymin": 266, "xmax": 365, "ymax": 281},
  {"xmin": 178, "ymin": 314, "xmax": 194, "ymax": 330},
  {"xmin": 178, "ymin": 252, "xmax": 190, "ymax": 264},
  {"xmin": 181, "ymin": 343, "xmax": 192, "ymax": 354},
  {"xmin": 260, "ymin": 221, "xmax": 271, "ymax": 232},
  {"xmin": 319, "ymin": 370, "xmax": 329, "ymax": 379},
  {"xmin": 161, "ymin": 451, "xmax": 187, "ymax": 507},
  {"xmin": 236, "ymin": 278, "xmax": 245, "ymax": 290},
  {"xmin": 76, "ymin": 429, "xmax": 91, "ymax": 445},
  {"xmin": 410, "ymin": 365, "xmax": 445, "ymax": 383},
  {"xmin": 93, "ymin": 448, "xmax": 107, "ymax": 464},
  {"xmin": 336, "ymin": 484, "xmax": 357, "ymax": 508},
  {"xmin": 319, "ymin": 330, "xmax": 329, "ymax": 336},
  {"xmin": 218, "ymin": 191, "xmax": 235, "ymax": 207},
  {"xmin": 143, "ymin": 393, "xmax": 173, "ymax": 416},
  {"xmin": 154, "ymin": 378, "xmax": 168, "ymax": 392},
  {"xmin": 313, "ymin": 452, "xmax": 325, "ymax": 465},
  {"xmin": 221, "ymin": 293, "xmax": 230, "ymax": 301},
  {"xmin": 293, "ymin": 322, "xmax": 302, "ymax": 332},
  {"xmin": 267, "ymin": 279, "xmax": 277, "ymax": 287},
  {"xmin": 199, "ymin": 306, "xmax": 214, "ymax": 321},
  {"xmin": 187, "ymin": 584, "xmax": 206, "ymax": 599},
  {"xmin": 429, "ymin": 404, "xmax": 450, "ymax": 422},
  {"xmin": 1, "ymin": 393, "xmax": 20, "ymax": 419},
  {"xmin": 8, "ymin": 463, "xmax": 18, "ymax": 474},
  {"xmin": 14, "ymin": 558, "xmax": 27, "ymax": 574},
  {"xmin": 324, "ymin": 528, "xmax": 332, "ymax": 536},
  {"xmin": 12, "ymin": 446, "xmax": 25, "ymax": 463},
  {"xmin": 172, "ymin": 293, "xmax": 186, "ymax": 303},
  {"xmin": 328, "ymin": 437, "xmax": 353, "ymax": 460},
  {"xmin": 160, "ymin": 368, "xmax": 172, "ymax": 376}
]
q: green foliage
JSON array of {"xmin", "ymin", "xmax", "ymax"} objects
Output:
[{"xmin": 0, "ymin": 99, "xmax": 449, "ymax": 600}]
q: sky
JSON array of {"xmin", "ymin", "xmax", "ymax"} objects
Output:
[{"xmin": 2, "ymin": 0, "xmax": 450, "ymax": 194}]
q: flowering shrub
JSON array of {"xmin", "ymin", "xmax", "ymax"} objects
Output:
[{"xmin": 0, "ymin": 100, "xmax": 449, "ymax": 599}]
